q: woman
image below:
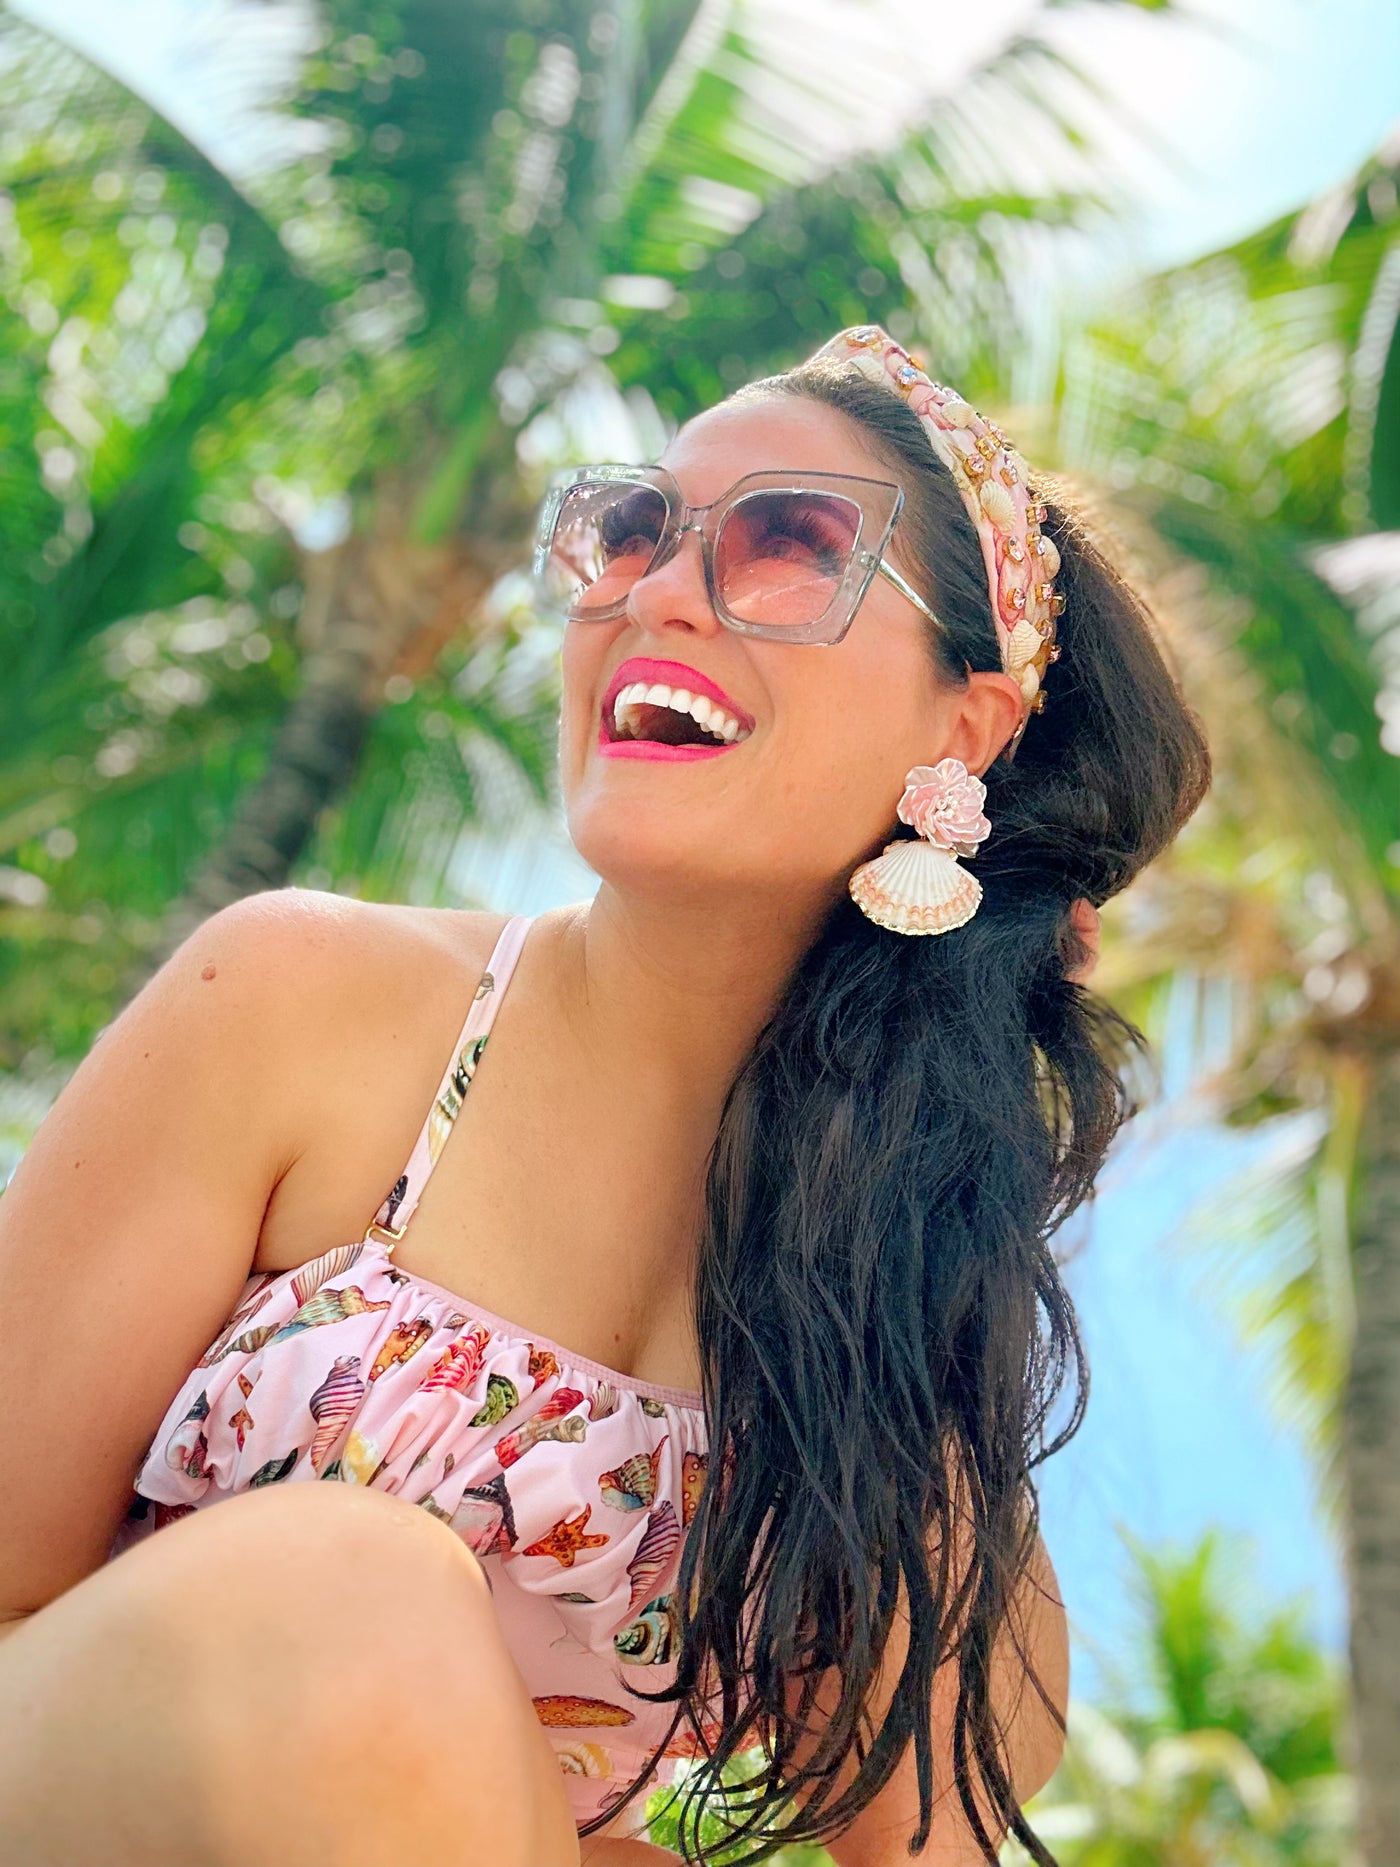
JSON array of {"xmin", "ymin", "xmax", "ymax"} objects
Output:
[{"xmin": 0, "ymin": 324, "xmax": 1209, "ymax": 1866}]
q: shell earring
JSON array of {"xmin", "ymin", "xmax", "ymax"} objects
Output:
[{"xmin": 848, "ymin": 759, "xmax": 991, "ymax": 936}]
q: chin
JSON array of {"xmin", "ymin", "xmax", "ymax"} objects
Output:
[{"xmin": 564, "ymin": 801, "xmax": 702, "ymax": 893}]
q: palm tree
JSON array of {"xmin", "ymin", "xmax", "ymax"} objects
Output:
[
  {"xmin": 0, "ymin": 0, "xmax": 1175, "ymax": 1063},
  {"xmin": 645, "ymin": 1533, "xmax": 1352, "ymax": 1866},
  {"xmin": 1041, "ymin": 131, "xmax": 1400, "ymax": 1866},
  {"xmin": 1008, "ymin": 1530, "xmax": 1353, "ymax": 1867}
]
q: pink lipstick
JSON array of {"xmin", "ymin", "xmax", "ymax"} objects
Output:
[{"xmin": 597, "ymin": 655, "xmax": 754, "ymax": 762}]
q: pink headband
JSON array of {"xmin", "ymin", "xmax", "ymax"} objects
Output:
[{"xmin": 808, "ymin": 325, "xmax": 1064, "ymax": 745}]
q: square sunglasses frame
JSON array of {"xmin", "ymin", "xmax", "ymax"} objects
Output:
[{"xmin": 532, "ymin": 463, "xmax": 943, "ymax": 645}]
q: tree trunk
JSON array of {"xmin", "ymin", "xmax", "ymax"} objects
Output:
[
  {"xmin": 1344, "ymin": 1042, "xmax": 1400, "ymax": 1867},
  {"xmin": 115, "ymin": 607, "xmax": 379, "ymax": 1000},
  {"xmin": 116, "ymin": 512, "xmax": 492, "ymax": 1003}
]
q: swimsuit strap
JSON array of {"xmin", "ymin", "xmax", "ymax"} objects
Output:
[{"xmin": 363, "ymin": 913, "xmax": 535, "ymax": 1249}]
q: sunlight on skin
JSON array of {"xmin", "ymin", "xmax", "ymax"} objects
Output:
[
  {"xmin": 561, "ymin": 402, "xmax": 1099, "ymax": 1867},
  {"xmin": 578, "ymin": 1838, "xmax": 684, "ymax": 1865}
]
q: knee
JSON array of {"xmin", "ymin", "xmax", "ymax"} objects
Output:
[{"xmin": 130, "ymin": 1483, "xmax": 510, "ymax": 1761}]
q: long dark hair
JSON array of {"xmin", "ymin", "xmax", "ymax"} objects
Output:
[{"xmin": 578, "ymin": 356, "xmax": 1212, "ymax": 1861}]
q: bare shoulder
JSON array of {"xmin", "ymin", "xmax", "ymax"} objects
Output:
[
  {"xmin": 227, "ymin": 892, "xmax": 526, "ymax": 1271},
  {"xmin": 211, "ymin": 885, "xmax": 503, "ymax": 964},
  {"xmin": 212, "ymin": 889, "xmax": 510, "ymax": 1020},
  {"xmin": 162, "ymin": 890, "xmax": 515, "ymax": 1183},
  {"xmin": 0, "ymin": 888, "xmax": 521, "ymax": 1617}
]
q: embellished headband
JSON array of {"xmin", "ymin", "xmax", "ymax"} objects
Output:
[{"xmin": 807, "ymin": 325, "xmax": 1064, "ymax": 749}]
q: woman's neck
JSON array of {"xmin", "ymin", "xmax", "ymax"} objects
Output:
[{"xmin": 543, "ymin": 882, "xmax": 835, "ymax": 1125}]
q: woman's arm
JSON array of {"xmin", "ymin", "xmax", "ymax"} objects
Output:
[
  {"xmin": 782, "ymin": 1527, "xmax": 1069, "ymax": 1867},
  {"xmin": 578, "ymin": 1839, "xmax": 682, "ymax": 1864},
  {"xmin": 0, "ymin": 890, "xmax": 365, "ymax": 1619}
]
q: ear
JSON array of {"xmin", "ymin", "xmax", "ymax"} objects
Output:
[
  {"xmin": 1065, "ymin": 899, "xmax": 1101, "ymax": 983},
  {"xmin": 941, "ymin": 670, "xmax": 1027, "ymax": 777}
]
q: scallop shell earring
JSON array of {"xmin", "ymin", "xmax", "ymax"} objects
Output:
[{"xmin": 848, "ymin": 759, "xmax": 992, "ymax": 936}]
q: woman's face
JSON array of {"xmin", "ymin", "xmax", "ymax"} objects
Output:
[{"xmin": 557, "ymin": 393, "xmax": 1018, "ymax": 912}]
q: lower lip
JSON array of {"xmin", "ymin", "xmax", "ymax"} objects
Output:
[{"xmin": 595, "ymin": 721, "xmax": 747, "ymax": 760}]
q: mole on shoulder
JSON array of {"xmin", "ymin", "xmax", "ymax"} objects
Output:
[{"xmin": 201, "ymin": 963, "xmax": 217, "ymax": 981}]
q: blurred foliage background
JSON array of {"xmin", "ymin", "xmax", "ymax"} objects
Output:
[{"xmin": 1, "ymin": 0, "xmax": 1397, "ymax": 1860}]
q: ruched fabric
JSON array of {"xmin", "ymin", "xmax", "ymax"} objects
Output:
[{"xmin": 106, "ymin": 913, "xmax": 713, "ymax": 1831}]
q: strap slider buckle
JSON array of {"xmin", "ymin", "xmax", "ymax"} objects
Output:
[{"xmin": 363, "ymin": 1218, "xmax": 408, "ymax": 1251}]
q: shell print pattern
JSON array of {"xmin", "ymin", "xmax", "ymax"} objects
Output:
[
  {"xmin": 105, "ymin": 911, "xmax": 709, "ymax": 1830},
  {"xmin": 528, "ymin": 1345, "xmax": 561, "ymax": 1390},
  {"xmin": 599, "ymin": 1437, "xmax": 667, "ymax": 1512},
  {"xmin": 366, "ymin": 1316, "xmax": 435, "ymax": 1383},
  {"xmin": 290, "ymin": 1242, "xmax": 367, "ymax": 1308},
  {"xmin": 197, "ymin": 1278, "xmax": 277, "ymax": 1367},
  {"xmin": 625, "ymin": 1500, "xmax": 682, "ymax": 1614},
  {"xmin": 427, "ymin": 1032, "xmax": 489, "ymax": 1166},
  {"xmin": 217, "ymin": 1284, "xmax": 391, "ymax": 1360},
  {"xmin": 450, "ymin": 1473, "xmax": 518, "ymax": 1557},
  {"xmin": 681, "ymin": 1449, "xmax": 708, "ymax": 1528},
  {"xmin": 308, "ymin": 1355, "xmax": 364, "ymax": 1473},
  {"xmin": 227, "ymin": 1371, "xmax": 257, "ymax": 1452},
  {"xmin": 164, "ymin": 1391, "xmax": 210, "ymax": 1479},
  {"xmin": 380, "ymin": 1172, "xmax": 408, "ymax": 1229},
  {"xmin": 468, "ymin": 1372, "xmax": 519, "ymax": 1428},
  {"xmin": 249, "ymin": 1449, "xmax": 297, "ymax": 1487},
  {"xmin": 496, "ymin": 1389, "xmax": 586, "ymax": 1466},
  {"xmin": 420, "ymin": 1321, "xmax": 493, "ymax": 1394},
  {"xmin": 614, "ymin": 1592, "xmax": 679, "ymax": 1666},
  {"xmin": 533, "ymin": 1696, "xmax": 637, "ymax": 1729},
  {"xmin": 339, "ymin": 1427, "xmax": 384, "ymax": 1487},
  {"xmin": 556, "ymin": 1741, "xmax": 614, "ymax": 1777}
]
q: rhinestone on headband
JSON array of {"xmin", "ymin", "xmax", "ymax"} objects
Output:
[{"xmin": 808, "ymin": 325, "xmax": 1064, "ymax": 736}]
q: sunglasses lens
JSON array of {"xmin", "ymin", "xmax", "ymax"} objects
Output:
[
  {"xmin": 714, "ymin": 490, "xmax": 862, "ymax": 627},
  {"xmin": 543, "ymin": 480, "xmax": 668, "ymax": 614}
]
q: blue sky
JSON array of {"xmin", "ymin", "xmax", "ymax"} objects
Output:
[
  {"xmin": 18, "ymin": 0, "xmax": 1399, "ymax": 274},
  {"xmin": 16, "ymin": 0, "xmax": 1396, "ymax": 1691}
]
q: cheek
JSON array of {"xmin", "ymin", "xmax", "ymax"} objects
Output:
[
  {"xmin": 559, "ymin": 623, "xmax": 597, "ymax": 691},
  {"xmin": 558, "ymin": 625, "xmax": 612, "ymax": 733},
  {"xmin": 772, "ymin": 649, "xmax": 941, "ymax": 796}
]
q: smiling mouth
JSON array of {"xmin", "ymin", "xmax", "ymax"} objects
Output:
[{"xmin": 602, "ymin": 679, "xmax": 754, "ymax": 749}]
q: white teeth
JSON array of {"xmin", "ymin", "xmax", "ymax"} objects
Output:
[{"xmin": 608, "ymin": 679, "xmax": 751, "ymax": 745}]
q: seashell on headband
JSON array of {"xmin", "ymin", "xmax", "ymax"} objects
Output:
[{"xmin": 807, "ymin": 325, "xmax": 1064, "ymax": 743}]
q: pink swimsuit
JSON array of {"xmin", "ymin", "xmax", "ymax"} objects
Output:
[{"xmin": 105, "ymin": 913, "xmax": 713, "ymax": 1831}]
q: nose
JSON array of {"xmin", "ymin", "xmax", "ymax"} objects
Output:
[{"xmin": 625, "ymin": 522, "xmax": 723, "ymax": 640}]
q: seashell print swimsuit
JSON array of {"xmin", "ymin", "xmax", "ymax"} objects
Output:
[{"xmin": 105, "ymin": 912, "xmax": 712, "ymax": 1832}]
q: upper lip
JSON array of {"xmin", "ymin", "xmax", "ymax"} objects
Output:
[{"xmin": 600, "ymin": 657, "xmax": 755, "ymax": 740}]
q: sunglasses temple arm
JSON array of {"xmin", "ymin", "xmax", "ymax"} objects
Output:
[
  {"xmin": 875, "ymin": 558, "xmax": 1030, "ymax": 766},
  {"xmin": 876, "ymin": 558, "xmax": 946, "ymax": 632}
]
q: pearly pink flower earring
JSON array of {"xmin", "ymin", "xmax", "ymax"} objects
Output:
[{"xmin": 849, "ymin": 759, "xmax": 991, "ymax": 936}]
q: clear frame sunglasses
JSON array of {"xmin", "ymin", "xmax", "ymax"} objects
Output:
[{"xmin": 532, "ymin": 463, "xmax": 944, "ymax": 645}]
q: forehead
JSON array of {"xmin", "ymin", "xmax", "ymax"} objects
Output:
[{"xmin": 658, "ymin": 393, "xmax": 896, "ymax": 503}]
